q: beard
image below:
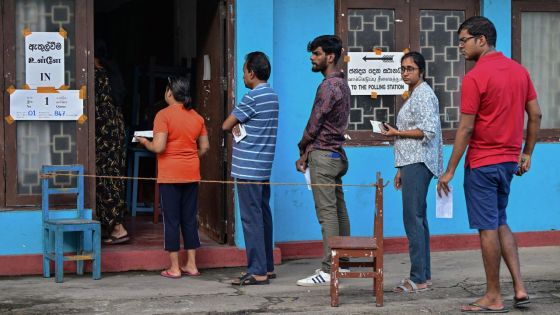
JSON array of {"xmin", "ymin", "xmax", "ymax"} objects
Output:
[{"xmin": 311, "ymin": 61, "xmax": 326, "ymax": 73}]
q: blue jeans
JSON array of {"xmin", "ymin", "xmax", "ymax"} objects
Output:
[
  {"xmin": 400, "ymin": 163, "xmax": 433, "ymax": 284},
  {"xmin": 237, "ymin": 180, "xmax": 274, "ymax": 276}
]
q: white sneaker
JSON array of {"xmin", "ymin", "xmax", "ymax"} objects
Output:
[{"xmin": 297, "ymin": 269, "xmax": 330, "ymax": 286}]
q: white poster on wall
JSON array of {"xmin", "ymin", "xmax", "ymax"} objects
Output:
[
  {"xmin": 25, "ymin": 31, "xmax": 65, "ymax": 88},
  {"xmin": 9, "ymin": 89, "xmax": 83, "ymax": 120},
  {"xmin": 346, "ymin": 52, "xmax": 407, "ymax": 96}
]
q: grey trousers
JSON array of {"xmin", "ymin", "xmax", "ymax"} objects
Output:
[{"xmin": 308, "ymin": 150, "xmax": 350, "ymax": 273}]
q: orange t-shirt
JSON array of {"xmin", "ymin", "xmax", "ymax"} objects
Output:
[{"xmin": 153, "ymin": 104, "xmax": 207, "ymax": 183}]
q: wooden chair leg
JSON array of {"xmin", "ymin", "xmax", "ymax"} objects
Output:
[
  {"xmin": 55, "ymin": 229, "xmax": 64, "ymax": 283},
  {"xmin": 330, "ymin": 250, "xmax": 340, "ymax": 307},
  {"xmin": 43, "ymin": 228, "xmax": 50, "ymax": 278}
]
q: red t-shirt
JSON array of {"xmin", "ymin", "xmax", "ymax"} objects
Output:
[
  {"xmin": 153, "ymin": 104, "xmax": 207, "ymax": 183},
  {"xmin": 460, "ymin": 52, "xmax": 537, "ymax": 168}
]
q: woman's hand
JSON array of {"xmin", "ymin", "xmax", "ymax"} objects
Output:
[
  {"xmin": 394, "ymin": 169, "xmax": 402, "ymax": 190},
  {"xmin": 381, "ymin": 123, "xmax": 399, "ymax": 137}
]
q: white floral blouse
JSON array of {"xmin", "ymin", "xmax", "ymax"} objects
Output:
[{"xmin": 394, "ymin": 81, "xmax": 443, "ymax": 177}]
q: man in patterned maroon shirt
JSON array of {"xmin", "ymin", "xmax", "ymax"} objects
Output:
[{"xmin": 295, "ymin": 35, "xmax": 351, "ymax": 286}]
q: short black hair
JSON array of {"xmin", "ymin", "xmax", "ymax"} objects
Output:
[
  {"xmin": 245, "ymin": 51, "xmax": 271, "ymax": 81},
  {"xmin": 458, "ymin": 16, "xmax": 497, "ymax": 47},
  {"xmin": 307, "ymin": 35, "xmax": 343, "ymax": 64},
  {"xmin": 167, "ymin": 76, "xmax": 192, "ymax": 110},
  {"xmin": 401, "ymin": 51, "xmax": 426, "ymax": 81}
]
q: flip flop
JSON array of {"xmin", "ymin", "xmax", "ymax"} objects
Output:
[
  {"xmin": 103, "ymin": 234, "xmax": 130, "ymax": 245},
  {"xmin": 393, "ymin": 278, "xmax": 428, "ymax": 293},
  {"xmin": 231, "ymin": 273, "xmax": 269, "ymax": 286},
  {"xmin": 267, "ymin": 273, "xmax": 277, "ymax": 279},
  {"xmin": 181, "ymin": 270, "xmax": 201, "ymax": 276},
  {"xmin": 160, "ymin": 270, "xmax": 181, "ymax": 279},
  {"xmin": 513, "ymin": 295, "xmax": 530, "ymax": 308},
  {"xmin": 461, "ymin": 303, "xmax": 509, "ymax": 313}
]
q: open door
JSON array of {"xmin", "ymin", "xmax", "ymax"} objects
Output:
[{"xmin": 195, "ymin": 0, "xmax": 228, "ymax": 243}]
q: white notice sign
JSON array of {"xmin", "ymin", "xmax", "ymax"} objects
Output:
[
  {"xmin": 10, "ymin": 90, "xmax": 83, "ymax": 120},
  {"xmin": 347, "ymin": 52, "xmax": 408, "ymax": 96},
  {"xmin": 25, "ymin": 32, "xmax": 65, "ymax": 88}
]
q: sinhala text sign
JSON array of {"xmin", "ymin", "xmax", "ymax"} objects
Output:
[
  {"xmin": 347, "ymin": 52, "xmax": 407, "ymax": 96},
  {"xmin": 10, "ymin": 89, "xmax": 83, "ymax": 120},
  {"xmin": 25, "ymin": 31, "xmax": 65, "ymax": 88}
]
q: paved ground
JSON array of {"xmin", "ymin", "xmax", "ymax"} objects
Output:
[{"xmin": 1, "ymin": 246, "xmax": 559, "ymax": 314}]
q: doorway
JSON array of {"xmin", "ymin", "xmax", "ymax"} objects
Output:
[{"xmin": 94, "ymin": 0, "xmax": 232, "ymax": 243}]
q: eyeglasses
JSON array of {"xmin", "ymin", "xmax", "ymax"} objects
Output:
[
  {"xmin": 458, "ymin": 36, "xmax": 477, "ymax": 46},
  {"xmin": 400, "ymin": 66, "xmax": 419, "ymax": 73}
]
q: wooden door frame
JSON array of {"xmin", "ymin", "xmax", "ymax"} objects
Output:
[
  {"xmin": 0, "ymin": 1, "xmax": 6, "ymax": 208},
  {"xmin": 1, "ymin": 0, "xmax": 94, "ymax": 209},
  {"xmin": 512, "ymin": 0, "xmax": 560, "ymax": 142},
  {"xmin": 225, "ymin": 0, "xmax": 235, "ymax": 245}
]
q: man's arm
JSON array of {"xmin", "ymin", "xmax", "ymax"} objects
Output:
[
  {"xmin": 297, "ymin": 86, "xmax": 334, "ymax": 153},
  {"xmin": 437, "ymin": 113, "xmax": 476, "ymax": 196},
  {"xmin": 222, "ymin": 114, "xmax": 240, "ymax": 132},
  {"xmin": 517, "ymin": 99, "xmax": 542, "ymax": 175}
]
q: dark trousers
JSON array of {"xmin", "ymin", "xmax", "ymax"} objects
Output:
[
  {"xmin": 400, "ymin": 163, "xmax": 433, "ymax": 284},
  {"xmin": 237, "ymin": 180, "xmax": 274, "ymax": 276},
  {"xmin": 159, "ymin": 183, "xmax": 200, "ymax": 252}
]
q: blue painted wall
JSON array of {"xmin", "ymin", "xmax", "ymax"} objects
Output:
[
  {"xmin": 482, "ymin": 0, "xmax": 512, "ymax": 57},
  {"xmin": 0, "ymin": 210, "xmax": 93, "ymax": 255},
  {"xmin": 235, "ymin": 0, "xmax": 560, "ymax": 247}
]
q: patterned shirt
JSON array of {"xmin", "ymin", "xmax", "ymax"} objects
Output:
[
  {"xmin": 231, "ymin": 83, "xmax": 279, "ymax": 180},
  {"xmin": 298, "ymin": 71, "xmax": 351, "ymax": 160},
  {"xmin": 394, "ymin": 81, "xmax": 443, "ymax": 177}
]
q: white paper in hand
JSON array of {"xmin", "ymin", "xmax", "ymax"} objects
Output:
[
  {"xmin": 436, "ymin": 185, "xmax": 453, "ymax": 218},
  {"xmin": 370, "ymin": 120, "xmax": 386, "ymax": 134},
  {"xmin": 233, "ymin": 124, "xmax": 247, "ymax": 143},
  {"xmin": 304, "ymin": 168, "xmax": 312, "ymax": 191},
  {"xmin": 132, "ymin": 130, "xmax": 153, "ymax": 142}
]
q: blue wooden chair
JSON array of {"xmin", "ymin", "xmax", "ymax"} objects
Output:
[{"xmin": 41, "ymin": 165, "xmax": 101, "ymax": 283}]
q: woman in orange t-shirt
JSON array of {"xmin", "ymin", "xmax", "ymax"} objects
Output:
[{"xmin": 136, "ymin": 76, "xmax": 209, "ymax": 279}]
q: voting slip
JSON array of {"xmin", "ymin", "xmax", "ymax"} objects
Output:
[
  {"xmin": 233, "ymin": 124, "xmax": 247, "ymax": 143},
  {"xmin": 304, "ymin": 168, "xmax": 312, "ymax": 191},
  {"xmin": 370, "ymin": 120, "xmax": 386, "ymax": 134},
  {"xmin": 435, "ymin": 186, "xmax": 453, "ymax": 218},
  {"xmin": 131, "ymin": 130, "xmax": 153, "ymax": 142}
]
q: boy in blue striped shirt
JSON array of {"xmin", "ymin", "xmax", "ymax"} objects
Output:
[{"xmin": 223, "ymin": 51, "xmax": 279, "ymax": 285}]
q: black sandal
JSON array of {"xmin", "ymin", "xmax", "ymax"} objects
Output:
[
  {"xmin": 513, "ymin": 295, "xmax": 530, "ymax": 308},
  {"xmin": 231, "ymin": 273, "xmax": 269, "ymax": 286}
]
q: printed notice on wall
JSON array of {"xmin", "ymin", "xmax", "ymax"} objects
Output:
[
  {"xmin": 346, "ymin": 52, "xmax": 407, "ymax": 96},
  {"xmin": 10, "ymin": 89, "xmax": 83, "ymax": 120},
  {"xmin": 25, "ymin": 32, "xmax": 65, "ymax": 88}
]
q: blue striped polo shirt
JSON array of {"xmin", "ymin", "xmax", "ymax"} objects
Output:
[{"xmin": 231, "ymin": 83, "xmax": 279, "ymax": 180}]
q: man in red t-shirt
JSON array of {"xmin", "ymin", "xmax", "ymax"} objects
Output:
[{"xmin": 437, "ymin": 16, "xmax": 541, "ymax": 312}]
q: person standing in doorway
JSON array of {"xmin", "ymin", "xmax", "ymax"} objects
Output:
[
  {"xmin": 223, "ymin": 52, "xmax": 279, "ymax": 286},
  {"xmin": 381, "ymin": 52, "xmax": 443, "ymax": 293},
  {"xmin": 437, "ymin": 16, "xmax": 541, "ymax": 312},
  {"xmin": 94, "ymin": 41, "xmax": 129, "ymax": 245},
  {"xmin": 137, "ymin": 76, "xmax": 209, "ymax": 279},
  {"xmin": 295, "ymin": 35, "xmax": 351, "ymax": 287}
]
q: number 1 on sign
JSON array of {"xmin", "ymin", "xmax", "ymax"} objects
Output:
[{"xmin": 45, "ymin": 97, "xmax": 49, "ymax": 106}]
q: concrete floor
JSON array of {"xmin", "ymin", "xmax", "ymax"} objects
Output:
[{"xmin": 1, "ymin": 246, "xmax": 559, "ymax": 314}]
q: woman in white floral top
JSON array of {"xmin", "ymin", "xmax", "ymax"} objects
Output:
[{"xmin": 382, "ymin": 51, "xmax": 443, "ymax": 293}]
